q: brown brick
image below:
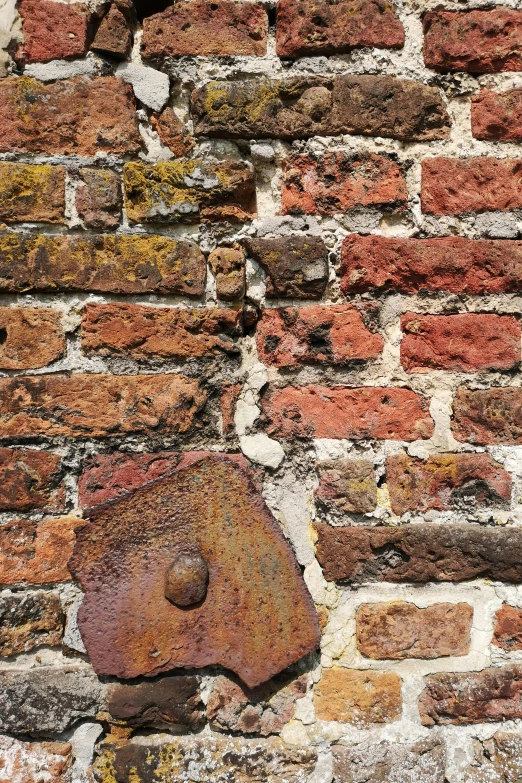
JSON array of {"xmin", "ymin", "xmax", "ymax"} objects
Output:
[
  {"xmin": 0, "ymin": 307, "xmax": 65, "ymax": 370},
  {"xmin": 423, "ymin": 9, "xmax": 522, "ymax": 74},
  {"xmin": 314, "ymin": 668, "xmax": 401, "ymax": 725},
  {"xmin": 208, "ymin": 246, "xmax": 246, "ymax": 301},
  {"xmin": 276, "ymin": 0, "xmax": 404, "ymax": 58},
  {"xmin": 257, "ymin": 305, "xmax": 383, "ymax": 368},
  {"xmin": 245, "ymin": 237, "xmax": 328, "ymax": 299},
  {"xmin": 386, "ymin": 453, "xmax": 512, "ymax": 516},
  {"xmin": 0, "ymin": 737, "xmax": 71, "ymax": 783},
  {"xmin": 0, "ymin": 448, "xmax": 65, "ymax": 513},
  {"xmin": 263, "ymin": 386, "xmax": 433, "ymax": 441},
  {"xmin": 0, "ymin": 234, "xmax": 206, "ymax": 297},
  {"xmin": 419, "ymin": 666, "xmax": 522, "ymax": 725},
  {"xmin": 315, "ymin": 459, "xmax": 377, "ymax": 514},
  {"xmin": 356, "ymin": 601, "xmax": 473, "ymax": 660},
  {"xmin": 104, "ymin": 675, "xmax": 203, "ymax": 731},
  {"xmin": 401, "ymin": 312, "xmax": 521, "ymax": 373},
  {"xmin": 17, "ymin": 0, "xmax": 92, "ymax": 64},
  {"xmin": 123, "ymin": 160, "xmax": 256, "ymax": 224},
  {"xmin": 422, "ymin": 158, "xmax": 522, "ymax": 215},
  {"xmin": 91, "ymin": 4, "xmax": 132, "ymax": 60},
  {"xmin": 220, "ymin": 383, "xmax": 242, "ymax": 436},
  {"xmin": 0, "ymin": 163, "xmax": 65, "ymax": 224},
  {"xmin": 314, "ymin": 522, "xmax": 522, "ymax": 584},
  {"xmin": 282, "ymin": 153, "xmax": 407, "ymax": 216},
  {"xmin": 452, "ymin": 387, "xmax": 522, "ymax": 445},
  {"xmin": 141, "ymin": 0, "xmax": 268, "ymax": 58},
  {"xmin": 81, "ymin": 303, "xmax": 243, "ymax": 360},
  {"xmin": 472, "ymin": 89, "xmax": 522, "ymax": 142},
  {"xmin": 0, "ymin": 374, "xmax": 206, "ymax": 440},
  {"xmin": 0, "ymin": 591, "xmax": 64, "ymax": 657},
  {"xmin": 151, "ymin": 107, "xmax": 195, "ymax": 158},
  {"xmin": 341, "ymin": 235, "xmax": 522, "ymax": 295},
  {"xmin": 493, "ymin": 605, "xmax": 522, "ymax": 651},
  {"xmin": 192, "ymin": 75, "xmax": 449, "ymax": 142},
  {"xmin": 76, "ymin": 168, "xmax": 122, "ymax": 230},
  {"xmin": 333, "ymin": 739, "xmax": 446, "ymax": 783},
  {"xmin": 0, "ymin": 517, "xmax": 82, "ymax": 585},
  {"xmin": 0, "ymin": 76, "xmax": 141, "ymax": 156}
]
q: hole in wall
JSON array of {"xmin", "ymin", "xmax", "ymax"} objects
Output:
[
  {"xmin": 0, "ymin": 328, "xmax": 7, "ymax": 346},
  {"xmin": 132, "ymin": 0, "xmax": 174, "ymax": 21}
]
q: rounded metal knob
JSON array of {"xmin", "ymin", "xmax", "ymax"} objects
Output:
[{"xmin": 165, "ymin": 554, "xmax": 208, "ymax": 607}]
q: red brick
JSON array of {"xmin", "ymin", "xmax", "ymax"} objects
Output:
[
  {"xmin": 220, "ymin": 383, "xmax": 242, "ymax": 436},
  {"xmin": 452, "ymin": 387, "xmax": 522, "ymax": 445},
  {"xmin": 423, "ymin": 9, "xmax": 522, "ymax": 74},
  {"xmin": 208, "ymin": 246, "xmax": 246, "ymax": 301},
  {"xmin": 0, "ymin": 517, "xmax": 82, "ymax": 585},
  {"xmin": 421, "ymin": 158, "xmax": 522, "ymax": 215},
  {"xmin": 356, "ymin": 601, "xmax": 473, "ymax": 660},
  {"xmin": 256, "ymin": 305, "xmax": 383, "ymax": 368},
  {"xmin": 315, "ymin": 459, "xmax": 377, "ymax": 514},
  {"xmin": 282, "ymin": 153, "xmax": 407, "ymax": 216},
  {"xmin": 0, "ymin": 448, "xmax": 65, "ymax": 513},
  {"xmin": 0, "ymin": 163, "xmax": 65, "ymax": 224},
  {"xmin": 81, "ymin": 303, "xmax": 242, "ymax": 360},
  {"xmin": 493, "ymin": 605, "xmax": 522, "ymax": 651},
  {"xmin": 400, "ymin": 312, "xmax": 521, "ymax": 373},
  {"xmin": 151, "ymin": 108, "xmax": 195, "ymax": 158},
  {"xmin": 0, "ymin": 307, "xmax": 65, "ymax": 370},
  {"xmin": 17, "ymin": 0, "xmax": 92, "ymax": 64},
  {"xmin": 75, "ymin": 168, "xmax": 122, "ymax": 230},
  {"xmin": 0, "ymin": 374, "xmax": 206, "ymax": 440},
  {"xmin": 276, "ymin": 0, "xmax": 404, "ymax": 58},
  {"xmin": 341, "ymin": 235, "xmax": 522, "ymax": 295},
  {"xmin": 0, "ymin": 76, "xmax": 141, "ymax": 156},
  {"xmin": 91, "ymin": 4, "xmax": 132, "ymax": 60},
  {"xmin": 141, "ymin": 1, "xmax": 268, "ymax": 58},
  {"xmin": 314, "ymin": 668, "xmax": 402, "ymax": 725},
  {"xmin": 386, "ymin": 453, "xmax": 512, "ymax": 516},
  {"xmin": 263, "ymin": 386, "xmax": 433, "ymax": 441},
  {"xmin": 472, "ymin": 89, "xmax": 522, "ymax": 142}
]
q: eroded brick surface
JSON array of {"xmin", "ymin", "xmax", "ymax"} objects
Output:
[
  {"xmin": 151, "ymin": 107, "xmax": 195, "ymax": 158},
  {"xmin": 0, "ymin": 306, "xmax": 65, "ymax": 370},
  {"xmin": 0, "ymin": 163, "xmax": 65, "ymax": 224},
  {"xmin": 0, "ymin": 737, "xmax": 71, "ymax": 783},
  {"xmin": 332, "ymin": 739, "xmax": 446, "ymax": 783},
  {"xmin": 472, "ymin": 89, "xmax": 522, "ymax": 142},
  {"xmin": 75, "ymin": 168, "xmax": 123, "ymax": 229},
  {"xmin": 208, "ymin": 245, "xmax": 246, "ymax": 300},
  {"xmin": 0, "ymin": 591, "xmax": 64, "ymax": 657},
  {"xmin": 314, "ymin": 668, "xmax": 402, "ymax": 725},
  {"xmin": 17, "ymin": 0, "xmax": 92, "ymax": 64},
  {"xmin": 315, "ymin": 459, "xmax": 378, "ymax": 514},
  {"xmin": 493, "ymin": 605, "xmax": 522, "ymax": 651},
  {"xmin": 0, "ymin": 447, "xmax": 65, "ymax": 512},
  {"xmin": 104, "ymin": 676, "xmax": 204, "ymax": 731},
  {"xmin": 452, "ymin": 387, "xmax": 522, "ymax": 445},
  {"xmin": 245, "ymin": 237, "xmax": 328, "ymax": 299},
  {"xmin": 0, "ymin": 517, "xmax": 82, "ymax": 585}
]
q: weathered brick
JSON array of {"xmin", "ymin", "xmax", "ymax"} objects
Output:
[
  {"xmin": 472, "ymin": 89, "xmax": 522, "ymax": 142},
  {"xmin": 0, "ymin": 448, "xmax": 65, "ymax": 513},
  {"xmin": 104, "ymin": 675, "xmax": 204, "ymax": 731},
  {"xmin": 17, "ymin": 0, "xmax": 92, "ymax": 64},
  {"xmin": 333, "ymin": 739, "xmax": 446, "ymax": 783},
  {"xmin": 123, "ymin": 160, "xmax": 256, "ymax": 223},
  {"xmin": 461, "ymin": 732, "xmax": 522, "ymax": 783},
  {"xmin": 314, "ymin": 523, "xmax": 522, "ymax": 584},
  {"xmin": 91, "ymin": 3, "xmax": 133, "ymax": 59},
  {"xmin": 208, "ymin": 245, "xmax": 246, "ymax": 300},
  {"xmin": 81, "ymin": 303, "xmax": 242, "ymax": 360},
  {"xmin": 221, "ymin": 383, "xmax": 242, "ymax": 436},
  {"xmin": 0, "ymin": 737, "xmax": 71, "ymax": 783},
  {"xmin": 0, "ymin": 374, "xmax": 206, "ymax": 440},
  {"xmin": 257, "ymin": 305, "xmax": 383, "ymax": 368},
  {"xmin": 314, "ymin": 668, "xmax": 402, "ymax": 725},
  {"xmin": 0, "ymin": 234, "xmax": 206, "ymax": 297},
  {"xmin": 421, "ymin": 158, "xmax": 522, "ymax": 215},
  {"xmin": 76, "ymin": 168, "xmax": 122, "ymax": 230},
  {"xmin": 386, "ymin": 453, "xmax": 512, "ymax": 516},
  {"xmin": 141, "ymin": 0, "xmax": 268, "ymax": 58},
  {"xmin": 0, "ymin": 517, "xmax": 81, "ymax": 585},
  {"xmin": 151, "ymin": 107, "xmax": 195, "ymax": 158},
  {"xmin": 419, "ymin": 665, "xmax": 522, "ymax": 725},
  {"xmin": 452, "ymin": 387, "xmax": 522, "ymax": 445},
  {"xmin": 423, "ymin": 9, "xmax": 522, "ymax": 74},
  {"xmin": 356, "ymin": 601, "xmax": 473, "ymax": 660},
  {"xmin": 493, "ymin": 605, "xmax": 522, "ymax": 651},
  {"xmin": 282, "ymin": 153, "xmax": 407, "ymax": 216},
  {"xmin": 0, "ymin": 307, "xmax": 65, "ymax": 370},
  {"xmin": 0, "ymin": 163, "xmax": 65, "ymax": 224},
  {"xmin": 192, "ymin": 76, "xmax": 449, "ymax": 142},
  {"xmin": 401, "ymin": 312, "xmax": 521, "ymax": 373},
  {"xmin": 341, "ymin": 235, "xmax": 522, "ymax": 295},
  {"xmin": 315, "ymin": 459, "xmax": 377, "ymax": 514},
  {"xmin": 0, "ymin": 591, "xmax": 64, "ymax": 657},
  {"xmin": 0, "ymin": 76, "xmax": 141, "ymax": 156},
  {"xmin": 245, "ymin": 237, "xmax": 328, "ymax": 299},
  {"xmin": 276, "ymin": 0, "xmax": 404, "ymax": 58},
  {"xmin": 264, "ymin": 386, "xmax": 433, "ymax": 441}
]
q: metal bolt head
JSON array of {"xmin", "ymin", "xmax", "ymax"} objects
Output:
[{"xmin": 165, "ymin": 554, "xmax": 208, "ymax": 607}]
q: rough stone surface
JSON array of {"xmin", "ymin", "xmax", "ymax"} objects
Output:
[
  {"xmin": 423, "ymin": 9, "xmax": 522, "ymax": 73},
  {"xmin": 0, "ymin": 374, "xmax": 207, "ymax": 440},
  {"xmin": 151, "ymin": 107, "xmax": 195, "ymax": 158},
  {"xmin": 0, "ymin": 447, "xmax": 65, "ymax": 513},
  {"xmin": 208, "ymin": 245, "xmax": 246, "ymax": 300},
  {"xmin": 276, "ymin": 0, "xmax": 404, "ymax": 58},
  {"xmin": 332, "ymin": 738, "xmax": 446, "ymax": 783},
  {"xmin": 493, "ymin": 605, "xmax": 522, "ymax": 651},
  {"xmin": 315, "ymin": 523, "xmax": 522, "ymax": 584},
  {"xmin": 315, "ymin": 459, "xmax": 378, "ymax": 514},
  {"xmin": 0, "ymin": 517, "xmax": 81, "ymax": 585},
  {"xmin": 0, "ymin": 590, "xmax": 64, "ymax": 657},
  {"xmin": 282, "ymin": 153, "xmax": 407, "ymax": 215},
  {"xmin": 76, "ymin": 169, "xmax": 123, "ymax": 230},
  {"xmin": 452, "ymin": 387, "xmax": 522, "ymax": 445},
  {"xmin": 460, "ymin": 732, "xmax": 522, "ymax": 783},
  {"xmin": 341, "ymin": 235, "xmax": 522, "ymax": 294},
  {"xmin": 385, "ymin": 453, "xmax": 512, "ymax": 515},
  {"xmin": 0, "ymin": 76, "xmax": 141, "ymax": 156},
  {"xmin": 314, "ymin": 667, "xmax": 402, "ymax": 725},
  {"xmin": 245, "ymin": 237, "xmax": 328, "ymax": 299},
  {"xmin": 91, "ymin": 4, "xmax": 132, "ymax": 60},
  {"xmin": 116, "ymin": 62, "xmax": 170, "ymax": 112},
  {"xmin": 104, "ymin": 676, "xmax": 203, "ymax": 731},
  {"xmin": 17, "ymin": 0, "xmax": 91, "ymax": 64},
  {"xmin": 356, "ymin": 601, "xmax": 473, "ymax": 660},
  {"xmin": 0, "ymin": 163, "xmax": 65, "ymax": 224},
  {"xmin": 141, "ymin": 1, "xmax": 268, "ymax": 58},
  {"xmin": 0, "ymin": 737, "xmax": 71, "ymax": 783},
  {"xmin": 256, "ymin": 305, "xmax": 383, "ymax": 367},
  {"xmin": 264, "ymin": 385, "xmax": 433, "ymax": 441},
  {"xmin": 0, "ymin": 306, "xmax": 65, "ymax": 370},
  {"xmin": 472, "ymin": 88, "xmax": 522, "ymax": 142}
]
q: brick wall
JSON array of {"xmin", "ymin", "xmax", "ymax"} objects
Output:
[{"xmin": 1, "ymin": 0, "xmax": 522, "ymax": 781}]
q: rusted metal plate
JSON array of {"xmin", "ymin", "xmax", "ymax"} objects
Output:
[{"xmin": 69, "ymin": 455, "xmax": 320, "ymax": 688}]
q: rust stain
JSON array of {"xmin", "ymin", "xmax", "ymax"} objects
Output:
[{"xmin": 69, "ymin": 455, "xmax": 320, "ymax": 688}]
